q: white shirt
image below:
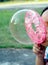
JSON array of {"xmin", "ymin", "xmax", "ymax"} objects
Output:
[{"xmin": 44, "ymin": 47, "xmax": 48, "ymax": 59}]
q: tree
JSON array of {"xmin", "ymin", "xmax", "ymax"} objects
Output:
[
  {"xmin": 0, "ymin": 0, "xmax": 10, "ymax": 2},
  {"xmin": 0, "ymin": 0, "xmax": 4, "ymax": 2}
]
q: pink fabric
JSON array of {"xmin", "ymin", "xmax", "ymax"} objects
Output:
[{"xmin": 25, "ymin": 10, "xmax": 46, "ymax": 44}]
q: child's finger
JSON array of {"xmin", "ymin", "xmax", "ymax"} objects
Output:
[
  {"xmin": 33, "ymin": 46, "xmax": 42, "ymax": 54},
  {"xmin": 34, "ymin": 44, "xmax": 40, "ymax": 49}
]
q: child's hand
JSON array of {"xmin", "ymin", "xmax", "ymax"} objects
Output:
[{"xmin": 33, "ymin": 44, "xmax": 46, "ymax": 58}]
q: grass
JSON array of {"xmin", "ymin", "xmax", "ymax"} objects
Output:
[{"xmin": 0, "ymin": 8, "xmax": 43, "ymax": 48}]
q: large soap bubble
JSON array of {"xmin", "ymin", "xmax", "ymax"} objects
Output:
[{"xmin": 9, "ymin": 9, "xmax": 32, "ymax": 45}]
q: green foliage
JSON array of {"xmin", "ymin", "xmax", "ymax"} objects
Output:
[
  {"xmin": 0, "ymin": 0, "xmax": 10, "ymax": 2},
  {"xmin": 0, "ymin": 0, "xmax": 3, "ymax": 2}
]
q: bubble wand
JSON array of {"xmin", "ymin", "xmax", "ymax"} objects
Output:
[{"xmin": 25, "ymin": 10, "xmax": 46, "ymax": 45}]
